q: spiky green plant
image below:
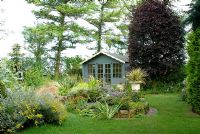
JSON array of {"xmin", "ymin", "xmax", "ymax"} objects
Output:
[
  {"xmin": 127, "ymin": 68, "xmax": 147, "ymax": 83},
  {"xmin": 95, "ymin": 101, "xmax": 120, "ymax": 120}
]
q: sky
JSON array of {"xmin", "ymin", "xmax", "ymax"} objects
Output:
[{"xmin": 0, "ymin": 0, "xmax": 192, "ymax": 58}]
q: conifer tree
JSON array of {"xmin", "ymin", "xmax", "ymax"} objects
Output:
[{"xmin": 26, "ymin": 0, "xmax": 93, "ymax": 79}]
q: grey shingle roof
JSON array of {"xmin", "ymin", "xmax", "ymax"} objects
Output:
[
  {"xmin": 81, "ymin": 51, "xmax": 129, "ymax": 64},
  {"xmin": 104, "ymin": 51, "xmax": 129, "ymax": 63}
]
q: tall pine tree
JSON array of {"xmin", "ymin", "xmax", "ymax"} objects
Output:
[
  {"xmin": 23, "ymin": 25, "xmax": 53, "ymax": 65},
  {"xmin": 85, "ymin": 0, "xmax": 128, "ymax": 53},
  {"xmin": 26, "ymin": 0, "xmax": 93, "ymax": 79}
]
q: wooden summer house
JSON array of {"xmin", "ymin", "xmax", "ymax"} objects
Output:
[{"xmin": 81, "ymin": 51, "xmax": 129, "ymax": 85}]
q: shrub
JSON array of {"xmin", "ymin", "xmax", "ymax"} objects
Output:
[
  {"xmin": 131, "ymin": 92, "xmax": 142, "ymax": 102},
  {"xmin": 66, "ymin": 96, "xmax": 88, "ymax": 113},
  {"xmin": 143, "ymin": 80, "xmax": 183, "ymax": 94},
  {"xmin": 67, "ymin": 77, "xmax": 103, "ymax": 102},
  {"xmin": 38, "ymin": 95, "xmax": 66, "ymax": 124},
  {"xmin": 0, "ymin": 81, "xmax": 7, "ymax": 98},
  {"xmin": 24, "ymin": 67, "xmax": 47, "ymax": 88},
  {"xmin": 129, "ymin": 102, "xmax": 149, "ymax": 115},
  {"xmin": 58, "ymin": 75, "xmax": 81, "ymax": 96},
  {"xmin": 186, "ymin": 28, "xmax": 200, "ymax": 114},
  {"xmin": 0, "ymin": 89, "xmax": 67, "ymax": 133},
  {"xmin": 100, "ymin": 96, "xmax": 121, "ymax": 106},
  {"xmin": 0, "ymin": 59, "xmax": 18, "ymax": 89}
]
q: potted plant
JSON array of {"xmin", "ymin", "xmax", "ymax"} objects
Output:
[{"xmin": 127, "ymin": 68, "xmax": 147, "ymax": 91}]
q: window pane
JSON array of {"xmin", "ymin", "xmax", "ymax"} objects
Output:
[
  {"xmin": 88, "ymin": 64, "xmax": 95, "ymax": 78},
  {"xmin": 113, "ymin": 63, "xmax": 122, "ymax": 78}
]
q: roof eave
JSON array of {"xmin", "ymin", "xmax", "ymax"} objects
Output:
[{"xmin": 81, "ymin": 51, "xmax": 125, "ymax": 65}]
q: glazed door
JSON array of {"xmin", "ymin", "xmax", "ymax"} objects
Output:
[
  {"xmin": 97, "ymin": 64, "xmax": 103, "ymax": 81},
  {"xmin": 104, "ymin": 64, "xmax": 111, "ymax": 84},
  {"xmin": 97, "ymin": 64, "xmax": 111, "ymax": 84}
]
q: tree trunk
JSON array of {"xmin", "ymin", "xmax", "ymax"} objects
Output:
[
  {"xmin": 97, "ymin": 3, "xmax": 104, "ymax": 52},
  {"xmin": 35, "ymin": 43, "xmax": 42, "ymax": 65},
  {"xmin": 54, "ymin": 14, "xmax": 65, "ymax": 79}
]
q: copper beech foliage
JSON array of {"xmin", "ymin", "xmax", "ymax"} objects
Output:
[{"xmin": 128, "ymin": 0, "xmax": 185, "ymax": 79}]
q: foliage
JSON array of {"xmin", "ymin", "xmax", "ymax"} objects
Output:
[
  {"xmin": 186, "ymin": 28, "xmax": 200, "ymax": 114},
  {"xmin": 85, "ymin": 0, "xmax": 128, "ymax": 52},
  {"xmin": 99, "ymin": 96, "xmax": 122, "ymax": 106},
  {"xmin": 127, "ymin": 68, "xmax": 147, "ymax": 83},
  {"xmin": 128, "ymin": 102, "xmax": 149, "ymax": 114},
  {"xmin": 38, "ymin": 95, "xmax": 67, "ymax": 124},
  {"xmin": 25, "ymin": 0, "xmax": 94, "ymax": 79},
  {"xmin": 67, "ymin": 77, "xmax": 102, "ymax": 99},
  {"xmin": 16, "ymin": 94, "xmax": 200, "ymax": 134},
  {"xmin": 131, "ymin": 91, "xmax": 142, "ymax": 102},
  {"xmin": 142, "ymin": 81, "xmax": 183, "ymax": 94},
  {"xmin": 24, "ymin": 66, "xmax": 47, "ymax": 88},
  {"xmin": 95, "ymin": 101, "xmax": 120, "ymax": 120},
  {"xmin": 128, "ymin": 0, "xmax": 185, "ymax": 79},
  {"xmin": 58, "ymin": 75, "xmax": 81, "ymax": 96},
  {"xmin": 142, "ymin": 67, "xmax": 185, "ymax": 93},
  {"xmin": 0, "ymin": 89, "xmax": 66, "ymax": 133},
  {"xmin": 184, "ymin": 0, "xmax": 200, "ymax": 31},
  {"xmin": 0, "ymin": 58, "xmax": 18, "ymax": 89},
  {"xmin": 65, "ymin": 96, "xmax": 88, "ymax": 113},
  {"xmin": 63, "ymin": 56, "xmax": 84, "ymax": 76},
  {"xmin": 0, "ymin": 81, "xmax": 6, "ymax": 98},
  {"xmin": 23, "ymin": 25, "xmax": 53, "ymax": 65},
  {"xmin": 9, "ymin": 44, "xmax": 24, "ymax": 74}
]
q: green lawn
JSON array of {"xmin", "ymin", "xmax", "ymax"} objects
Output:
[{"xmin": 19, "ymin": 94, "xmax": 200, "ymax": 134}]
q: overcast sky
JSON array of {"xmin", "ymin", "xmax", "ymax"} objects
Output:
[{"xmin": 0, "ymin": 0, "xmax": 192, "ymax": 58}]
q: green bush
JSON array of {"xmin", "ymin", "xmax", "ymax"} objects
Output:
[
  {"xmin": 100, "ymin": 96, "xmax": 121, "ymax": 106},
  {"xmin": 24, "ymin": 67, "xmax": 47, "ymax": 88},
  {"xmin": 186, "ymin": 28, "xmax": 200, "ymax": 114},
  {"xmin": 129, "ymin": 102, "xmax": 149, "ymax": 115},
  {"xmin": 131, "ymin": 92, "xmax": 142, "ymax": 102},
  {"xmin": 66, "ymin": 96, "xmax": 88, "ymax": 113},
  {"xmin": 58, "ymin": 75, "xmax": 81, "ymax": 96},
  {"xmin": 67, "ymin": 77, "xmax": 103, "ymax": 102},
  {"xmin": 0, "ymin": 89, "xmax": 67, "ymax": 133},
  {"xmin": 143, "ymin": 81, "xmax": 183, "ymax": 94},
  {"xmin": 0, "ymin": 81, "xmax": 7, "ymax": 98},
  {"xmin": 0, "ymin": 59, "xmax": 18, "ymax": 89}
]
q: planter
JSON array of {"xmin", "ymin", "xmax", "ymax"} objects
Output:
[
  {"xmin": 116, "ymin": 110, "xmax": 135, "ymax": 118},
  {"xmin": 131, "ymin": 82, "xmax": 141, "ymax": 91},
  {"xmin": 117, "ymin": 110, "xmax": 131, "ymax": 118}
]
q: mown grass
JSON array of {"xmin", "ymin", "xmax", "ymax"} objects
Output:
[{"xmin": 19, "ymin": 94, "xmax": 200, "ymax": 134}]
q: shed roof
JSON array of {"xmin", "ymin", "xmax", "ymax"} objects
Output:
[{"xmin": 81, "ymin": 51, "xmax": 129, "ymax": 64}]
